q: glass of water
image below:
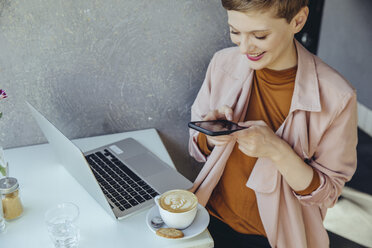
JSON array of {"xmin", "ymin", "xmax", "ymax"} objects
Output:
[{"xmin": 45, "ymin": 203, "xmax": 80, "ymax": 248}]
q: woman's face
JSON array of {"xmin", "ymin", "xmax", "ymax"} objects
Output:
[{"xmin": 227, "ymin": 8, "xmax": 299, "ymax": 71}]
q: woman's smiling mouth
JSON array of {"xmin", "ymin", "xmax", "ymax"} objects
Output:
[{"xmin": 246, "ymin": 51, "xmax": 266, "ymax": 61}]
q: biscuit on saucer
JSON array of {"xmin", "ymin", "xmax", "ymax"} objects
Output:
[{"xmin": 156, "ymin": 228, "xmax": 184, "ymax": 239}]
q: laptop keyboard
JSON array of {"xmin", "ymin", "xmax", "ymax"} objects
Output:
[{"xmin": 85, "ymin": 149, "xmax": 159, "ymax": 212}]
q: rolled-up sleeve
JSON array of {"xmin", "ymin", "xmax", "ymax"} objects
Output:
[
  {"xmin": 294, "ymin": 92, "xmax": 358, "ymax": 208},
  {"xmin": 294, "ymin": 167, "xmax": 321, "ymax": 195}
]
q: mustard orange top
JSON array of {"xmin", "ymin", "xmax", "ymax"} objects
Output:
[{"xmin": 198, "ymin": 66, "xmax": 320, "ymax": 236}]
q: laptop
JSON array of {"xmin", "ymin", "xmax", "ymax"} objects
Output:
[{"xmin": 26, "ymin": 102, "xmax": 193, "ymax": 220}]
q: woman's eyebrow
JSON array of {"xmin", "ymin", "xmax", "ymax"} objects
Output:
[{"xmin": 228, "ymin": 23, "xmax": 270, "ymax": 33}]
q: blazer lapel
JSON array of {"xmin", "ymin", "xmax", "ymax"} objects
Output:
[{"xmin": 192, "ymin": 67, "xmax": 254, "ymax": 206}]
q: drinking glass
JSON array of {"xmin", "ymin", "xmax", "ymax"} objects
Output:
[
  {"xmin": 0, "ymin": 200, "xmax": 6, "ymax": 233},
  {"xmin": 45, "ymin": 203, "xmax": 80, "ymax": 248}
]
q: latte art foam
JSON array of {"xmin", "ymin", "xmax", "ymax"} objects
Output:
[{"xmin": 159, "ymin": 190, "xmax": 198, "ymax": 213}]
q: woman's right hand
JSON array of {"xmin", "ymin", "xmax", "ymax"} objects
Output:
[{"xmin": 202, "ymin": 105, "xmax": 235, "ymax": 149}]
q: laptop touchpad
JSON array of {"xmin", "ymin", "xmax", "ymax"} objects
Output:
[{"xmin": 124, "ymin": 152, "xmax": 167, "ymax": 177}]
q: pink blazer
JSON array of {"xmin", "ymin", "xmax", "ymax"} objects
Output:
[{"xmin": 189, "ymin": 40, "xmax": 357, "ymax": 248}]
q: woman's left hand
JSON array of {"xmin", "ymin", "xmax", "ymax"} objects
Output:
[{"xmin": 235, "ymin": 120, "xmax": 287, "ymax": 161}]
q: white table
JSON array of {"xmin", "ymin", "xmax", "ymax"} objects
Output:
[{"xmin": 0, "ymin": 128, "xmax": 214, "ymax": 248}]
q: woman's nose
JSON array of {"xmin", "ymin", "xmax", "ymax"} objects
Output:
[{"xmin": 239, "ymin": 37, "xmax": 255, "ymax": 54}]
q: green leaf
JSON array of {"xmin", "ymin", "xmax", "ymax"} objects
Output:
[
  {"xmin": 0, "ymin": 112, "xmax": 2, "ymax": 118},
  {"xmin": 0, "ymin": 165, "xmax": 5, "ymax": 176}
]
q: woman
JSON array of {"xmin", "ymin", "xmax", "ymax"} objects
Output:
[{"xmin": 188, "ymin": 0, "xmax": 357, "ymax": 247}]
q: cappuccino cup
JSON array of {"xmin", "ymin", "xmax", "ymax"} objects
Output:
[{"xmin": 154, "ymin": 189, "xmax": 198, "ymax": 229}]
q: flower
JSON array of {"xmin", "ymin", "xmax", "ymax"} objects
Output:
[
  {"xmin": 0, "ymin": 89, "xmax": 7, "ymax": 98},
  {"xmin": 0, "ymin": 89, "xmax": 7, "ymax": 119}
]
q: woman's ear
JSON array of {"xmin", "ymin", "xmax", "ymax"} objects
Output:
[{"xmin": 291, "ymin": 6, "xmax": 309, "ymax": 34}]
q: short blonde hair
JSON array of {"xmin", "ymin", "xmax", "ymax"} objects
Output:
[{"xmin": 221, "ymin": 0, "xmax": 309, "ymax": 23}]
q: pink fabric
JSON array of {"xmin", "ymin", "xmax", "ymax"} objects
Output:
[{"xmin": 188, "ymin": 40, "xmax": 358, "ymax": 248}]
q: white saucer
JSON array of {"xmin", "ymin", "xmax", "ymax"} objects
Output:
[{"xmin": 146, "ymin": 204, "xmax": 210, "ymax": 240}]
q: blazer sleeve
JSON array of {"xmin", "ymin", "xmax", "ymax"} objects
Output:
[
  {"xmin": 188, "ymin": 55, "xmax": 217, "ymax": 163},
  {"xmin": 294, "ymin": 92, "xmax": 358, "ymax": 208}
]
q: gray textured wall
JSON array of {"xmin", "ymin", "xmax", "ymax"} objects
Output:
[
  {"xmin": 317, "ymin": 0, "xmax": 372, "ymax": 109},
  {"xmin": 0, "ymin": 0, "xmax": 232, "ymax": 181}
]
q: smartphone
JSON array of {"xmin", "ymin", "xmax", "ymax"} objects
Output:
[{"xmin": 188, "ymin": 120, "xmax": 246, "ymax": 136}]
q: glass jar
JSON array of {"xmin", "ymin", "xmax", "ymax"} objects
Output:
[{"xmin": 0, "ymin": 177, "xmax": 23, "ymax": 220}]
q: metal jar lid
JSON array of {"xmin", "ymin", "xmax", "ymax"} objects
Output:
[{"xmin": 0, "ymin": 177, "xmax": 19, "ymax": 194}]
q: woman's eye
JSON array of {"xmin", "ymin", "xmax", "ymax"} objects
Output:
[
  {"xmin": 230, "ymin": 30, "xmax": 240, "ymax": 35},
  {"xmin": 255, "ymin": 36, "xmax": 267, "ymax": 40}
]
